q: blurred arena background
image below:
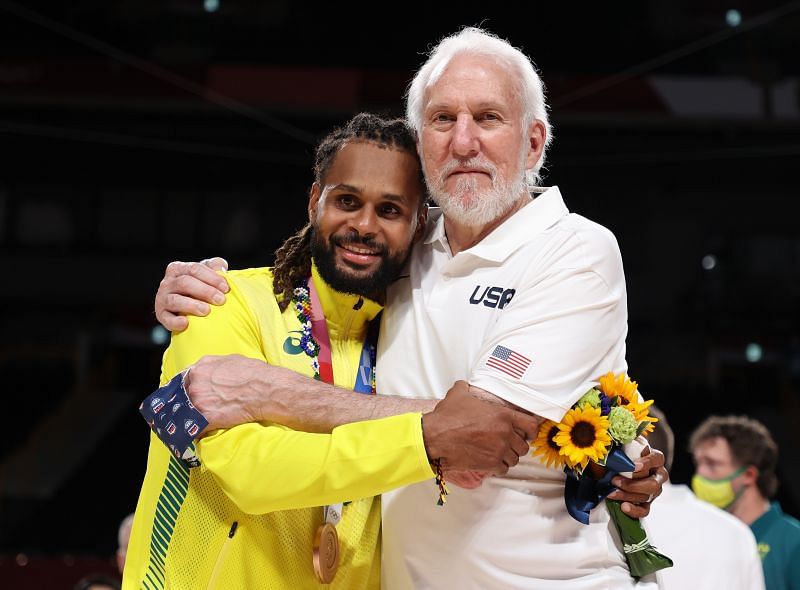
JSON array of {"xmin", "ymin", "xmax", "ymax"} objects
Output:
[{"xmin": 1, "ymin": 1, "xmax": 799, "ymax": 587}]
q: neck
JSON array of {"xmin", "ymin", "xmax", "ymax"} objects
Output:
[
  {"xmin": 443, "ymin": 194, "xmax": 530, "ymax": 256},
  {"xmin": 364, "ymin": 291, "xmax": 385, "ymax": 305},
  {"xmin": 730, "ymin": 487, "xmax": 770, "ymax": 525}
]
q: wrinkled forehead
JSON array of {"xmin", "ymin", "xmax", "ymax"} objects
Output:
[
  {"xmin": 422, "ymin": 52, "xmax": 525, "ymax": 121},
  {"xmin": 426, "ymin": 52, "xmax": 521, "ymax": 98}
]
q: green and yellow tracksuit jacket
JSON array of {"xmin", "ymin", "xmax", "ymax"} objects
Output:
[{"xmin": 123, "ymin": 265, "xmax": 434, "ymax": 590}]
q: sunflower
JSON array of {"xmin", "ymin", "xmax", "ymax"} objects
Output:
[
  {"xmin": 598, "ymin": 371, "xmax": 639, "ymax": 405},
  {"xmin": 622, "ymin": 397, "xmax": 659, "ymax": 436},
  {"xmin": 532, "ymin": 420, "xmax": 568, "ymax": 469},
  {"xmin": 553, "ymin": 406, "xmax": 612, "ymax": 471}
]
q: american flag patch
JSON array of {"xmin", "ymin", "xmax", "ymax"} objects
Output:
[{"xmin": 485, "ymin": 345, "xmax": 531, "ymax": 379}]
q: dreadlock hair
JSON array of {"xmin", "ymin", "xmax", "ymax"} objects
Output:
[{"xmin": 272, "ymin": 112, "xmax": 424, "ymax": 310}]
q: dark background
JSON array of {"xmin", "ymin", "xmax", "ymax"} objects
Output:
[{"xmin": 1, "ymin": 0, "xmax": 799, "ymax": 584}]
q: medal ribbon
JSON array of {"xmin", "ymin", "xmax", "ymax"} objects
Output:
[
  {"xmin": 306, "ymin": 276, "xmax": 381, "ymax": 581},
  {"xmin": 307, "ymin": 277, "xmax": 379, "ymax": 394}
]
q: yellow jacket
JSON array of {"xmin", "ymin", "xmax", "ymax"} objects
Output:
[{"xmin": 123, "ymin": 265, "xmax": 433, "ymax": 590}]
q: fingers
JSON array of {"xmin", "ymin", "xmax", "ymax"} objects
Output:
[
  {"xmin": 163, "ymin": 293, "xmax": 212, "ymax": 317},
  {"xmin": 156, "ymin": 261, "xmax": 228, "ymax": 329},
  {"xmin": 510, "ymin": 431, "xmax": 531, "ymax": 459},
  {"xmin": 607, "ymin": 487, "xmax": 652, "ymax": 505},
  {"xmin": 608, "ymin": 481, "xmax": 654, "ymax": 518},
  {"xmin": 155, "ymin": 292, "xmax": 211, "ymax": 332},
  {"xmin": 500, "ymin": 427, "xmax": 534, "ymax": 470},
  {"xmin": 620, "ymin": 500, "xmax": 651, "ymax": 519},
  {"xmin": 608, "ymin": 461, "xmax": 667, "ymax": 519},
  {"xmin": 510, "ymin": 412, "xmax": 542, "ymax": 441},
  {"xmin": 200, "ymin": 257, "xmax": 229, "ymax": 272},
  {"xmin": 610, "ymin": 471, "xmax": 663, "ymax": 499},
  {"xmin": 158, "ymin": 312, "xmax": 189, "ymax": 333},
  {"xmin": 633, "ymin": 447, "xmax": 665, "ymax": 479},
  {"xmin": 157, "ymin": 273, "xmax": 226, "ymax": 317},
  {"xmin": 166, "ymin": 261, "xmax": 230, "ymax": 295}
]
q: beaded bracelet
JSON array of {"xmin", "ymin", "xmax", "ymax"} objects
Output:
[{"xmin": 433, "ymin": 459, "xmax": 449, "ymax": 506}]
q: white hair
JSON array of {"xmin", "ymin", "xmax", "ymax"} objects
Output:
[{"xmin": 405, "ymin": 26, "xmax": 553, "ymax": 187}]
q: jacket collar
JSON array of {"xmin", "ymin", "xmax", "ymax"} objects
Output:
[{"xmin": 310, "ymin": 262, "xmax": 383, "ymax": 339}]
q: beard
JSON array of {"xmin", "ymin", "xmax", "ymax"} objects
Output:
[
  {"xmin": 425, "ymin": 152, "xmax": 529, "ymax": 228},
  {"xmin": 310, "ymin": 226, "xmax": 412, "ymax": 298}
]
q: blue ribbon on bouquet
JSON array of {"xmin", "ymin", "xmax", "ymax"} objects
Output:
[{"xmin": 564, "ymin": 446, "xmax": 635, "ymax": 525}]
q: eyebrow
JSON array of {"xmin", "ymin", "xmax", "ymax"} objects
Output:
[
  {"xmin": 329, "ymin": 184, "xmax": 412, "ymax": 205},
  {"xmin": 425, "ymin": 100, "xmax": 506, "ymax": 113}
]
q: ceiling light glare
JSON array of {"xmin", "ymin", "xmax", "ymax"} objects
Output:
[{"xmin": 725, "ymin": 9, "xmax": 742, "ymax": 27}]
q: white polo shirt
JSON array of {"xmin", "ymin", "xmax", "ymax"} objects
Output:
[
  {"xmin": 646, "ymin": 483, "xmax": 765, "ymax": 590},
  {"xmin": 378, "ymin": 186, "xmax": 657, "ymax": 589}
]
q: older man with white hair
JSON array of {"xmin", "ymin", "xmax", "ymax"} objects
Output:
[{"xmin": 375, "ymin": 27, "xmax": 658, "ymax": 589}]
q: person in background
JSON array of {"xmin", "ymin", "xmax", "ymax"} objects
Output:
[
  {"xmin": 116, "ymin": 512, "xmax": 134, "ymax": 575},
  {"xmin": 690, "ymin": 414, "xmax": 800, "ymax": 590},
  {"xmin": 70, "ymin": 512, "xmax": 133, "ymax": 590},
  {"xmin": 73, "ymin": 573, "xmax": 121, "ymax": 590},
  {"xmin": 645, "ymin": 406, "xmax": 765, "ymax": 589}
]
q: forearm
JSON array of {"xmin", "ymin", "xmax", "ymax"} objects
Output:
[
  {"xmin": 249, "ymin": 364, "xmax": 436, "ymax": 433},
  {"xmin": 467, "ymin": 384, "xmax": 537, "ymax": 414}
]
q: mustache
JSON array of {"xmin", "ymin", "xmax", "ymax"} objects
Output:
[
  {"xmin": 331, "ymin": 233, "xmax": 387, "ymax": 255},
  {"xmin": 438, "ymin": 157, "xmax": 497, "ymax": 182}
]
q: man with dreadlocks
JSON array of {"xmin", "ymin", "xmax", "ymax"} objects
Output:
[{"xmin": 123, "ymin": 113, "xmax": 541, "ymax": 590}]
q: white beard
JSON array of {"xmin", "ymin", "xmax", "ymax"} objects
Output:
[{"xmin": 425, "ymin": 152, "xmax": 529, "ymax": 228}]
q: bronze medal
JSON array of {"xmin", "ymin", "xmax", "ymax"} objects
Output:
[{"xmin": 313, "ymin": 522, "xmax": 339, "ymax": 583}]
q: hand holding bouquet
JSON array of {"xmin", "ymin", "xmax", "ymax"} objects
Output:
[{"xmin": 531, "ymin": 372, "xmax": 673, "ymax": 579}]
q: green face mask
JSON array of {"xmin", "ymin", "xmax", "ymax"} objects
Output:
[{"xmin": 691, "ymin": 466, "xmax": 747, "ymax": 509}]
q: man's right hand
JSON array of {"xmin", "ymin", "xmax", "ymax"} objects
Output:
[
  {"xmin": 183, "ymin": 354, "xmax": 271, "ymax": 433},
  {"xmin": 421, "ymin": 381, "xmax": 542, "ymax": 475},
  {"xmin": 155, "ymin": 257, "xmax": 231, "ymax": 332}
]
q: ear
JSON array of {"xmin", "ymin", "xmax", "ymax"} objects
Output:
[
  {"xmin": 308, "ymin": 182, "xmax": 322, "ymax": 222},
  {"xmin": 525, "ymin": 119, "xmax": 547, "ymax": 171},
  {"xmin": 412, "ymin": 202, "xmax": 429, "ymax": 244},
  {"xmin": 741, "ymin": 465, "xmax": 759, "ymax": 486}
]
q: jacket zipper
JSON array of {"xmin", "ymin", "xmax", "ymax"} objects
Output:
[{"xmin": 206, "ymin": 521, "xmax": 238, "ymax": 590}]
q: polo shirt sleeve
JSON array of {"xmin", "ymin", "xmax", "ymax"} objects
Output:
[
  {"xmin": 468, "ymin": 227, "xmax": 628, "ymax": 423},
  {"xmin": 159, "ymin": 273, "xmax": 434, "ymax": 515}
]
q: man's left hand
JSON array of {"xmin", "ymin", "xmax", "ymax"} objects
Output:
[{"xmin": 607, "ymin": 445, "xmax": 668, "ymax": 518}]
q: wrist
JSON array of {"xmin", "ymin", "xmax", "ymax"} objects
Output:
[
  {"xmin": 249, "ymin": 363, "xmax": 287, "ymax": 422},
  {"xmin": 421, "ymin": 411, "xmax": 442, "ymax": 462}
]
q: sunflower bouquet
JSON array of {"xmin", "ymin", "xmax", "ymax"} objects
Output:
[{"xmin": 532, "ymin": 372, "xmax": 673, "ymax": 579}]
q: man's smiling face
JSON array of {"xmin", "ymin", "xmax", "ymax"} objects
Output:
[{"xmin": 308, "ymin": 140, "xmax": 426, "ymax": 297}]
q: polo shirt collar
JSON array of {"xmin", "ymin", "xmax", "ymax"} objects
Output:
[
  {"xmin": 309, "ymin": 262, "xmax": 383, "ymax": 331},
  {"xmin": 750, "ymin": 501, "xmax": 782, "ymax": 537},
  {"xmin": 423, "ymin": 186, "xmax": 569, "ymax": 262}
]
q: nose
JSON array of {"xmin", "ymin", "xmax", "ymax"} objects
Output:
[
  {"xmin": 451, "ymin": 114, "xmax": 480, "ymax": 158},
  {"xmin": 351, "ymin": 205, "xmax": 379, "ymax": 237}
]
